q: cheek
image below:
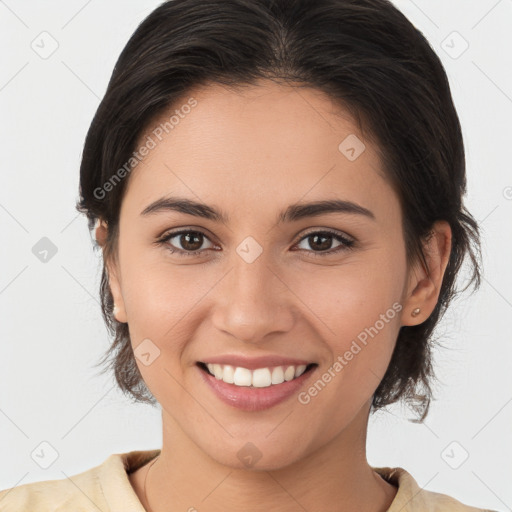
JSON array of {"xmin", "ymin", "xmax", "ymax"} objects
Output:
[
  {"xmin": 118, "ymin": 248, "xmax": 222, "ymax": 355},
  {"xmin": 289, "ymin": 262, "xmax": 404, "ymax": 441},
  {"xmin": 290, "ymin": 252, "xmax": 404, "ymax": 338},
  {"xmin": 118, "ymin": 258, "xmax": 211, "ymax": 405},
  {"xmin": 289, "ymin": 254, "xmax": 404, "ymax": 397}
]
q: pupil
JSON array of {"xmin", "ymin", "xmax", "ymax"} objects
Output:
[
  {"xmin": 310, "ymin": 234, "xmax": 331, "ymax": 251},
  {"xmin": 182, "ymin": 232, "xmax": 202, "ymax": 251}
]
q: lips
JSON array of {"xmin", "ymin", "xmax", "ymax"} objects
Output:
[
  {"xmin": 196, "ymin": 361, "xmax": 318, "ymax": 411},
  {"xmin": 194, "ymin": 354, "xmax": 318, "ymax": 410}
]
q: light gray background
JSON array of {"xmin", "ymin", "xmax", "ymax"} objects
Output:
[{"xmin": 1, "ymin": 0, "xmax": 511, "ymax": 510}]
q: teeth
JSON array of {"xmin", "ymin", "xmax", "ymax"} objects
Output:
[
  {"xmin": 252, "ymin": 368, "xmax": 271, "ymax": 388},
  {"xmin": 233, "ymin": 367, "xmax": 252, "ymax": 386},
  {"xmin": 284, "ymin": 366, "xmax": 295, "ymax": 381},
  {"xmin": 271, "ymin": 366, "xmax": 284, "ymax": 384},
  {"xmin": 222, "ymin": 365, "xmax": 235, "ymax": 384},
  {"xmin": 295, "ymin": 364, "xmax": 307, "ymax": 378},
  {"xmin": 213, "ymin": 364, "xmax": 223, "ymax": 380},
  {"xmin": 204, "ymin": 363, "xmax": 311, "ymax": 388}
]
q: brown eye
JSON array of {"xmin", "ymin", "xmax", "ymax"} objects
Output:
[
  {"xmin": 305, "ymin": 233, "xmax": 334, "ymax": 251},
  {"xmin": 158, "ymin": 230, "xmax": 215, "ymax": 256},
  {"xmin": 177, "ymin": 232, "xmax": 204, "ymax": 251},
  {"xmin": 294, "ymin": 230, "xmax": 355, "ymax": 257}
]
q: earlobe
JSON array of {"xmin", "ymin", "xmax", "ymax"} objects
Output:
[
  {"xmin": 400, "ymin": 221, "xmax": 452, "ymax": 326},
  {"xmin": 94, "ymin": 218, "xmax": 108, "ymax": 247},
  {"xmin": 96, "ymin": 218, "xmax": 128, "ymax": 323},
  {"xmin": 106, "ymin": 261, "xmax": 128, "ymax": 323}
]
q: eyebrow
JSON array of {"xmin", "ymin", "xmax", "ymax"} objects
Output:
[{"xmin": 140, "ymin": 196, "xmax": 376, "ymax": 223}]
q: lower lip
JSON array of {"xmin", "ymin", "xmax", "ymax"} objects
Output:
[{"xmin": 197, "ymin": 364, "xmax": 316, "ymax": 412}]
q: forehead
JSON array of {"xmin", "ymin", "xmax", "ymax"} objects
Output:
[{"xmin": 123, "ymin": 80, "xmax": 400, "ymax": 227}]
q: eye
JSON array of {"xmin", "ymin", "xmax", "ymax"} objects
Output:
[
  {"xmin": 293, "ymin": 229, "xmax": 356, "ymax": 257},
  {"xmin": 156, "ymin": 228, "xmax": 356, "ymax": 258},
  {"xmin": 157, "ymin": 229, "xmax": 216, "ymax": 257}
]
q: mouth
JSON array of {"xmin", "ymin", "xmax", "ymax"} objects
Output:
[{"xmin": 196, "ymin": 361, "xmax": 318, "ymax": 388}]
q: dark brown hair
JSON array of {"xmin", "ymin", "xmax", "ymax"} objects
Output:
[{"xmin": 76, "ymin": 0, "xmax": 482, "ymax": 422}]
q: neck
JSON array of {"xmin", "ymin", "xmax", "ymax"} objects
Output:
[{"xmin": 136, "ymin": 402, "xmax": 397, "ymax": 512}]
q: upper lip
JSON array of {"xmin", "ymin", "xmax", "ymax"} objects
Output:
[{"xmin": 199, "ymin": 355, "xmax": 315, "ymax": 370}]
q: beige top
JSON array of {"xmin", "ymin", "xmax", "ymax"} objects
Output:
[{"xmin": 0, "ymin": 449, "xmax": 496, "ymax": 511}]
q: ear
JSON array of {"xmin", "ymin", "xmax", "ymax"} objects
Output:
[
  {"xmin": 400, "ymin": 220, "xmax": 452, "ymax": 326},
  {"xmin": 95, "ymin": 219, "xmax": 128, "ymax": 323}
]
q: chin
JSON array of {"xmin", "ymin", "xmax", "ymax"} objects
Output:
[{"xmin": 203, "ymin": 438, "xmax": 306, "ymax": 472}]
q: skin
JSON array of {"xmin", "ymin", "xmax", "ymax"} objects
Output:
[{"xmin": 95, "ymin": 79, "xmax": 451, "ymax": 512}]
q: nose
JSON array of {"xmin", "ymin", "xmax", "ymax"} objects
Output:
[{"xmin": 211, "ymin": 253, "xmax": 295, "ymax": 344}]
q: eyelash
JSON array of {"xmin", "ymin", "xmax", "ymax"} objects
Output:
[{"xmin": 156, "ymin": 228, "xmax": 356, "ymax": 258}]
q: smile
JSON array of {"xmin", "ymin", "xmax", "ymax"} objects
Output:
[{"xmin": 198, "ymin": 362, "xmax": 316, "ymax": 388}]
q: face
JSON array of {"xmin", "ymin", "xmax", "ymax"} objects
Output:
[{"xmin": 103, "ymin": 80, "xmax": 425, "ymax": 469}]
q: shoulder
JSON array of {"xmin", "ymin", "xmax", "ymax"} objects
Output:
[
  {"xmin": 0, "ymin": 450, "xmax": 159, "ymax": 512},
  {"xmin": 373, "ymin": 466, "xmax": 497, "ymax": 512},
  {"xmin": 0, "ymin": 462, "xmax": 107, "ymax": 511}
]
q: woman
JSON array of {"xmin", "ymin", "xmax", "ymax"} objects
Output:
[{"xmin": 0, "ymin": 0, "xmax": 495, "ymax": 510}]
